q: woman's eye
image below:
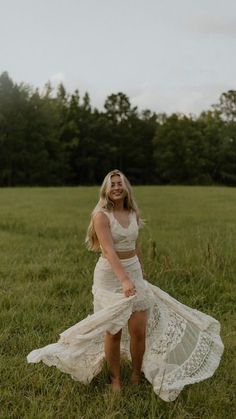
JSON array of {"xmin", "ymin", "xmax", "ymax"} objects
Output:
[{"xmin": 111, "ymin": 182, "xmax": 122, "ymax": 188}]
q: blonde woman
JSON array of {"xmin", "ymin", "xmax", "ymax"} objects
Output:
[
  {"xmin": 86, "ymin": 169, "xmax": 148, "ymax": 390},
  {"xmin": 27, "ymin": 170, "xmax": 224, "ymax": 401}
]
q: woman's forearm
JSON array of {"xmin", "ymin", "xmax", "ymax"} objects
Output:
[{"xmin": 102, "ymin": 248, "xmax": 129, "ymax": 283}]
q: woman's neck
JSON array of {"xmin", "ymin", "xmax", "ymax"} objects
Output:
[{"xmin": 112, "ymin": 200, "xmax": 124, "ymax": 211}]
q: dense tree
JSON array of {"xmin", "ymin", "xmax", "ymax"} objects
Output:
[
  {"xmin": 213, "ymin": 90, "xmax": 236, "ymax": 123},
  {"xmin": 0, "ymin": 71, "xmax": 235, "ymax": 186},
  {"xmin": 153, "ymin": 114, "xmax": 207, "ymax": 184},
  {"xmin": 104, "ymin": 92, "xmax": 135, "ymax": 123},
  {"xmin": 0, "ymin": 73, "xmax": 65, "ymax": 185},
  {"xmin": 0, "ymin": 72, "xmax": 30, "ymax": 185}
]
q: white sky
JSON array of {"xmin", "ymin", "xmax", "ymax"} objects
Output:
[{"xmin": 0, "ymin": 0, "xmax": 236, "ymax": 115}]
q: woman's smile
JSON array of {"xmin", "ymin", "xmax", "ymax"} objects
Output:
[{"xmin": 109, "ymin": 175, "xmax": 126, "ymax": 201}]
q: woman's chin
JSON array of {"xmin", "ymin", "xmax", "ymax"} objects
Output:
[{"xmin": 110, "ymin": 196, "xmax": 124, "ymax": 205}]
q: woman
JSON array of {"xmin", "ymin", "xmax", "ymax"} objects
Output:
[{"xmin": 27, "ymin": 170, "xmax": 224, "ymax": 401}]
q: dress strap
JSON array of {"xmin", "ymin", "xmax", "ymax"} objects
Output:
[{"xmin": 96, "ymin": 208, "xmax": 112, "ymax": 224}]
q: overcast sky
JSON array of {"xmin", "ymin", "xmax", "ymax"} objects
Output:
[{"xmin": 1, "ymin": 0, "xmax": 236, "ymax": 115}]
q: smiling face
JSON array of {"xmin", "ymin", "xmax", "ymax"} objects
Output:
[
  {"xmin": 99, "ymin": 169, "xmax": 133, "ymax": 211},
  {"xmin": 108, "ymin": 174, "xmax": 127, "ymax": 203}
]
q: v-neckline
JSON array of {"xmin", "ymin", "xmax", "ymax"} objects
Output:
[{"xmin": 112, "ymin": 211, "xmax": 131, "ymax": 229}]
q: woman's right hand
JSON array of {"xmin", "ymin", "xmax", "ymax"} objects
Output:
[{"xmin": 122, "ymin": 277, "xmax": 136, "ymax": 298}]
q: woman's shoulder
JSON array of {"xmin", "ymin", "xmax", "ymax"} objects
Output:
[
  {"xmin": 92, "ymin": 208, "xmax": 112, "ymax": 223},
  {"xmin": 129, "ymin": 209, "xmax": 138, "ymax": 219}
]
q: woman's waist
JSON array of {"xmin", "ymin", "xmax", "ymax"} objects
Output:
[
  {"xmin": 96, "ymin": 253, "xmax": 139, "ymax": 271},
  {"xmin": 101, "ymin": 250, "xmax": 136, "ymax": 260}
]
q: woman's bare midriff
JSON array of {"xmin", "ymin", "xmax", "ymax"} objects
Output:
[{"xmin": 102, "ymin": 250, "xmax": 136, "ymax": 259}]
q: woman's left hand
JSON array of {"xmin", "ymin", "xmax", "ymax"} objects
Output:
[{"xmin": 122, "ymin": 277, "xmax": 136, "ymax": 298}]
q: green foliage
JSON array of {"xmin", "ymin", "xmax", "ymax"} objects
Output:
[
  {"xmin": 0, "ymin": 186, "xmax": 235, "ymax": 418},
  {"xmin": 0, "ymin": 72, "xmax": 236, "ymax": 186},
  {"xmin": 213, "ymin": 90, "xmax": 236, "ymax": 123}
]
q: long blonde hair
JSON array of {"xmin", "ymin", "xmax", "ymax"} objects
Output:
[{"xmin": 85, "ymin": 169, "xmax": 141, "ymax": 251}]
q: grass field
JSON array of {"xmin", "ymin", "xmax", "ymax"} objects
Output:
[{"xmin": 0, "ymin": 186, "xmax": 235, "ymax": 419}]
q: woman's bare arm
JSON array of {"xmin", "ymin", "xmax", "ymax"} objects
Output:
[{"xmin": 93, "ymin": 212, "xmax": 135, "ymax": 296}]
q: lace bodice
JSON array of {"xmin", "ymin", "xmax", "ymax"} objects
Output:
[{"xmin": 98, "ymin": 209, "xmax": 139, "ymax": 251}]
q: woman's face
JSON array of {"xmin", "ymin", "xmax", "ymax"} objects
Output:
[{"xmin": 108, "ymin": 175, "xmax": 126, "ymax": 203}]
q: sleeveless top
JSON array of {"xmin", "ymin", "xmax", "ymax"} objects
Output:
[{"xmin": 98, "ymin": 209, "xmax": 139, "ymax": 251}]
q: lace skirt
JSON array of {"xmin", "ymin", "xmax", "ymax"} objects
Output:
[{"xmin": 27, "ymin": 256, "xmax": 224, "ymax": 402}]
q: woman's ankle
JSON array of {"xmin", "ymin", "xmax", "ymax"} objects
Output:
[
  {"xmin": 110, "ymin": 376, "xmax": 122, "ymax": 390},
  {"xmin": 130, "ymin": 371, "xmax": 140, "ymax": 384}
]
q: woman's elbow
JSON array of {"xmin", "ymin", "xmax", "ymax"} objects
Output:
[{"xmin": 102, "ymin": 246, "xmax": 116, "ymax": 258}]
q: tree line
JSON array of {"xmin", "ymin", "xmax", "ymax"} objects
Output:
[{"xmin": 0, "ymin": 71, "xmax": 235, "ymax": 186}]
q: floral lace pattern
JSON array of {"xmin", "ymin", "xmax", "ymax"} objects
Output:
[
  {"xmin": 148, "ymin": 309, "xmax": 187, "ymax": 356},
  {"xmin": 27, "ymin": 256, "xmax": 224, "ymax": 402}
]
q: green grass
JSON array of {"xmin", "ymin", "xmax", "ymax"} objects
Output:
[{"xmin": 0, "ymin": 186, "xmax": 235, "ymax": 419}]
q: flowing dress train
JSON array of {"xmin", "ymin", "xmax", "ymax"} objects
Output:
[{"xmin": 27, "ymin": 253, "xmax": 224, "ymax": 402}]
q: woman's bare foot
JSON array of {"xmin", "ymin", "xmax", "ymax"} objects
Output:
[
  {"xmin": 110, "ymin": 377, "xmax": 122, "ymax": 391},
  {"xmin": 130, "ymin": 372, "xmax": 140, "ymax": 385}
]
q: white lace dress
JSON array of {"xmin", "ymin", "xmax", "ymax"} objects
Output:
[{"xmin": 27, "ymin": 210, "xmax": 224, "ymax": 402}]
